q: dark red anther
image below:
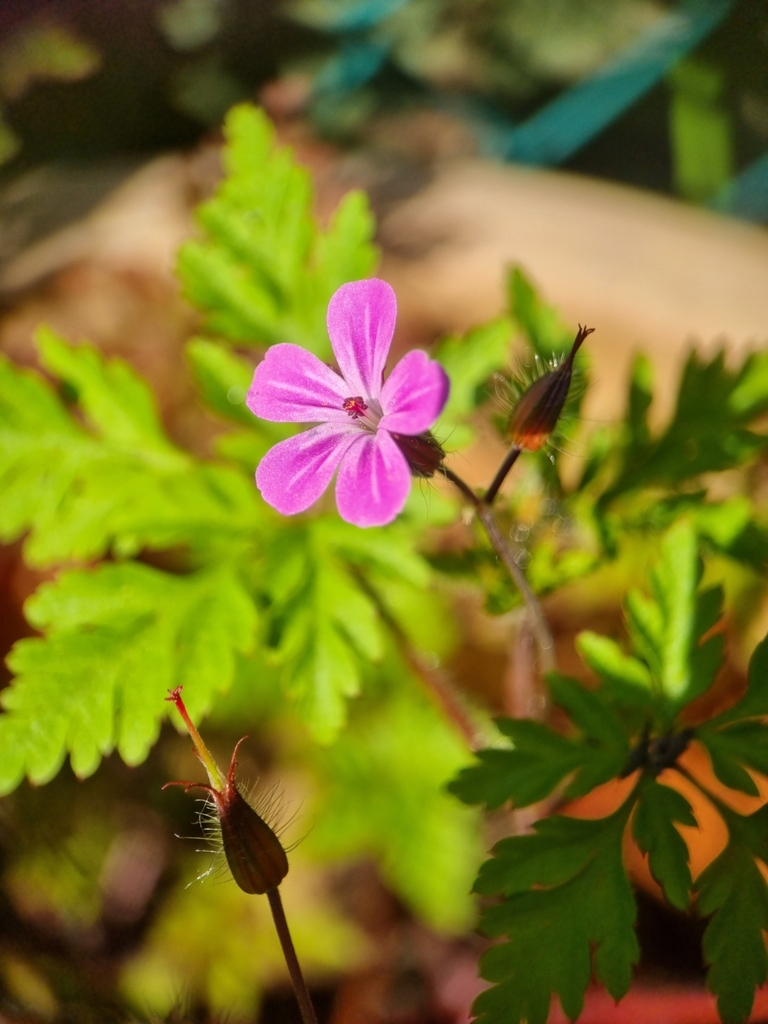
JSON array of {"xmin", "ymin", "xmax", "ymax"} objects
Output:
[{"xmin": 343, "ymin": 396, "xmax": 368, "ymax": 419}]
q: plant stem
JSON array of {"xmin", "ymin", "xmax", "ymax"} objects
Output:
[
  {"xmin": 267, "ymin": 887, "xmax": 318, "ymax": 1024},
  {"xmin": 476, "ymin": 503, "xmax": 555, "ymax": 674},
  {"xmin": 351, "ymin": 568, "xmax": 483, "ymax": 748},
  {"xmin": 484, "ymin": 445, "xmax": 522, "ymax": 505},
  {"xmin": 441, "ymin": 467, "xmax": 556, "ymax": 675}
]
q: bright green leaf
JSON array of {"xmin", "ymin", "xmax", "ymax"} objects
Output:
[
  {"xmin": 177, "ymin": 104, "xmax": 378, "ymax": 352},
  {"xmin": 0, "ymin": 562, "xmax": 256, "ymax": 792}
]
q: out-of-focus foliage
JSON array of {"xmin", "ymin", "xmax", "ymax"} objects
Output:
[
  {"xmin": 307, "ymin": 677, "xmax": 480, "ymax": 930},
  {"xmin": 453, "ymin": 526, "xmax": 768, "ymax": 1024},
  {"xmin": 292, "ymin": 0, "xmax": 663, "ymax": 99},
  {"xmin": 121, "ymin": 856, "xmax": 362, "ymax": 1018},
  {"xmin": 287, "ymin": 0, "xmax": 761, "ymax": 212},
  {"xmin": 0, "ymin": 20, "xmax": 100, "ymax": 165},
  {"xmin": 670, "ymin": 57, "xmax": 734, "ymax": 203}
]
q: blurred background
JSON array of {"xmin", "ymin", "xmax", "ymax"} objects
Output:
[{"xmin": 0, "ymin": 1, "xmax": 767, "ymax": 1022}]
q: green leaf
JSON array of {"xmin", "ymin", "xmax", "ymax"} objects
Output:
[
  {"xmin": 450, "ymin": 677, "xmax": 629, "ymax": 810},
  {"xmin": 576, "ymin": 631, "xmax": 653, "ymax": 699},
  {"xmin": 36, "ymin": 327, "xmax": 175, "ymax": 454},
  {"xmin": 695, "ymin": 497, "xmax": 753, "ymax": 549},
  {"xmin": 696, "ymin": 804, "xmax": 768, "ymax": 1024},
  {"xmin": 265, "ymin": 523, "xmax": 398, "ymax": 741},
  {"xmin": 547, "ymin": 674, "xmax": 625, "ymax": 745},
  {"xmin": 632, "ymin": 776, "xmax": 694, "ymax": 910},
  {"xmin": 0, "ymin": 335, "xmax": 260, "ymax": 566},
  {"xmin": 0, "ymin": 562, "xmax": 256, "ymax": 792},
  {"xmin": 623, "ymin": 521, "xmax": 723, "ymax": 706},
  {"xmin": 177, "ymin": 104, "xmax": 377, "ymax": 352},
  {"xmin": 625, "ymin": 589, "xmax": 665, "ymax": 681},
  {"xmin": 473, "ymin": 803, "xmax": 638, "ymax": 1024},
  {"xmin": 652, "ymin": 520, "xmax": 699, "ymax": 700},
  {"xmin": 602, "ymin": 349, "xmax": 768, "ymax": 502},
  {"xmin": 626, "ymin": 354, "xmax": 653, "ymax": 451},
  {"xmin": 507, "ymin": 266, "xmax": 572, "ymax": 358},
  {"xmin": 697, "ymin": 636, "xmax": 768, "ymax": 796},
  {"xmin": 185, "ymin": 337, "xmax": 256, "ymax": 425},
  {"xmin": 433, "ymin": 317, "xmax": 513, "ymax": 449},
  {"xmin": 449, "ymin": 719, "xmax": 594, "ymax": 810}
]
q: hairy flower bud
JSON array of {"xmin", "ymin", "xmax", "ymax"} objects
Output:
[
  {"xmin": 507, "ymin": 325, "xmax": 593, "ymax": 451},
  {"xmin": 391, "ymin": 431, "xmax": 445, "ymax": 478},
  {"xmin": 163, "ymin": 687, "xmax": 288, "ymax": 895}
]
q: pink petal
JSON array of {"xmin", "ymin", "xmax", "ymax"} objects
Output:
[
  {"xmin": 327, "ymin": 279, "xmax": 396, "ymax": 400},
  {"xmin": 335, "ymin": 430, "xmax": 411, "ymax": 528},
  {"xmin": 247, "ymin": 343, "xmax": 349, "ymax": 424},
  {"xmin": 378, "ymin": 349, "xmax": 450, "ymax": 435},
  {"xmin": 256, "ymin": 424, "xmax": 358, "ymax": 515}
]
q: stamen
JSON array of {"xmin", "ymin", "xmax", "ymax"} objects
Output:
[{"xmin": 343, "ymin": 396, "xmax": 368, "ymax": 419}]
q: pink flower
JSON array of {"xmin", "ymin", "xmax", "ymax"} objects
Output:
[{"xmin": 247, "ymin": 278, "xmax": 449, "ymax": 528}]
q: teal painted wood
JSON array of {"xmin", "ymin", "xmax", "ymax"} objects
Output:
[
  {"xmin": 711, "ymin": 153, "xmax": 768, "ymax": 223},
  {"xmin": 497, "ymin": 0, "xmax": 733, "ymax": 164}
]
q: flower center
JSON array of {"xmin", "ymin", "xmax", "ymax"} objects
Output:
[
  {"xmin": 343, "ymin": 396, "xmax": 381, "ymax": 431},
  {"xmin": 343, "ymin": 396, "xmax": 367, "ymax": 418}
]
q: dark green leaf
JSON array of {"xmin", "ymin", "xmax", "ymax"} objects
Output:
[
  {"xmin": 473, "ymin": 804, "xmax": 638, "ymax": 1024},
  {"xmin": 632, "ymin": 776, "xmax": 694, "ymax": 910},
  {"xmin": 697, "ymin": 635, "xmax": 768, "ymax": 795},
  {"xmin": 696, "ymin": 804, "xmax": 768, "ymax": 1024},
  {"xmin": 449, "ymin": 719, "xmax": 590, "ymax": 810},
  {"xmin": 451, "ymin": 675, "xmax": 629, "ymax": 811},
  {"xmin": 602, "ymin": 349, "xmax": 768, "ymax": 502}
]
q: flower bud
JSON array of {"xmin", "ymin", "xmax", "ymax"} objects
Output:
[
  {"xmin": 164, "ymin": 687, "xmax": 288, "ymax": 895},
  {"xmin": 507, "ymin": 325, "xmax": 592, "ymax": 451},
  {"xmin": 391, "ymin": 431, "xmax": 445, "ymax": 477},
  {"xmin": 213, "ymin": 752, "xmax": 289, "ymax": 895}
]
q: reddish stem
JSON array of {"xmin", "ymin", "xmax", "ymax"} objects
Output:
[{"xmin": 267, "ymin": 888, "xmax": 318, "ymax": 1024}]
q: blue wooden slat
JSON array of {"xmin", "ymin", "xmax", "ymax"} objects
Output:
[
  {"xmin": 314, "ymin": 38, "xmax": 390, "ymax": 94},
  {"xmin": 711, "ymin": 153, "xmax": 768, "ymax": 223},
  {"xmin": 311, "ymin": 0, "xmax": 410, "ymax": 32},
  {"xmin": 498, "ymin": 0, "xmax": 733, "ymax": 165}
]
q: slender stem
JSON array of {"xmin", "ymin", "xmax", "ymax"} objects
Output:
[
  {"xmin": 484, "ymin": 445, "xmax": 522, "ymax": 506},
  {"xmin": 442, "ymin": 466, "xmax": 479, "ymax": 508},
  {"xmin": 267, "ymin": 887, "xmax": 318, "ymax": 1024},
  {"xmin": 441, "ymin": 467, "xmax": 556, "ymax": 675},
  {"xmin": 476, "ymin": 505, "xmax": 555, "ymax": 675},
  {"xmin": 351, "ymin": 567, "xmax": 482, "ymax": 748}
]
